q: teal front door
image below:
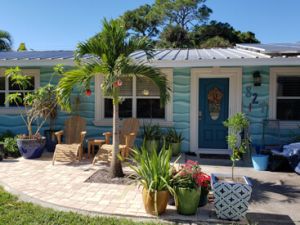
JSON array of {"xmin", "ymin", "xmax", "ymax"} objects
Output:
[{"xmin": 198, "ymin": 78, "xmax": 229, "ymax": 149}]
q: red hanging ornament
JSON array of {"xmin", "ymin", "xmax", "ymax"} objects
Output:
[
  {"xmin": 113, "ymin": 79, "xmax": 123, "ymax": 87},
  {"xmin": 85, "ymin": 89, "xmax": 92, "ymax": 96}
]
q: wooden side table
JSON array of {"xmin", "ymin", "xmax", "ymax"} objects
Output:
[{"xmin": 87, "ymin": 139, "xmax": 106, "ymax": 159}]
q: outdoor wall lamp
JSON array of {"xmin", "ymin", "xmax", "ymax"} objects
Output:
[{"xmin": 253, "ymin": 71, "xmax": 262, "ymax": 86}]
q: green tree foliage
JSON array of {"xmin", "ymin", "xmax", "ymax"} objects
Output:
[
  {"xmin": 156, "ymin": 0, "xmax": 212, "ymax": 29},
  {"xmin": 17, "ymin": 42, "xmax": 27, "ymax": 51},
  {"xmin": 199, "ymin": 36, "xmax": 232, "ymax": 48},
  {"xmin": 192, "ymin": 21, "xmax": 260, "ymax": 47},
  {"xmin": 158, "ymin": 25, "xmax": 192, "ymax": 48},
  {"xmin": 0, "ymin": 30, "xmax": 12, "ymax": 51},
  {"xmin": 122, "ymin": 4, "xmax": 163, "ymax": 38}
]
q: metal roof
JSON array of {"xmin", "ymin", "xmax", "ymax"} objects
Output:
[
  {"xmin": 0, "ymin": 44, "xmax": 300, "ymax": 67},
  {"xmin": 130, "ymin": 48, "xmax": 270, "ymax": 62},
  {"xmin": 0, "ymin": 50, "xmax": 77, "ymax": 60},
  {"xmin": 0, "ymin": 47, "xmax": 270, "ymax": 62},
  {"xmin": 236, "ymin": 43, "xmax": 300, "ymax": 55}
]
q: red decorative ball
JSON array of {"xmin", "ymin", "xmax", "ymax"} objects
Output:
[{"xmin": 85, "ymin": 89, "xmax": 92, "ymax": 96}]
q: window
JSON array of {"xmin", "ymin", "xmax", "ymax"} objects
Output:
[
  {"xmin": 95, "ymin": 68, "xmax": 173, "ymax": 126},
  {"xmin": 103, "ymin": 77, "xmax": 165, "ymax": 119},
  {"xmin": 270, "ymin": 67, "xmax": 300, "ymax": 122},
  {"xmin": 0, "ymin": 69, "xmax": 39, "ymax": 111},
  {"xmin": 276, "ymin": 76, "xmax": 300, "ymax": 120}
]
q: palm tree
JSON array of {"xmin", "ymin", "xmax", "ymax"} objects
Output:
[
  {"xmin": 57, "ymin": 19, "xmax": 170, "ymax": 178},
  {"xmin": 0, "ymin": 30, "xmax": 12, "ymax": 51}
]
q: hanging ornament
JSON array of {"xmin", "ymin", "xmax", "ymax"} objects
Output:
[
  {"xmin": 85, "ymin": 89, "xmax": 92, "ymax": 96},
  {"xmin": 113, "ymin": 79, "xmax": 123, "ymax": 87}
]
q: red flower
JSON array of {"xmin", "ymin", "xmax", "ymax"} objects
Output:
[{"xmin": 85, "ymin": 89, "xmax": 92, "ymax": 96}]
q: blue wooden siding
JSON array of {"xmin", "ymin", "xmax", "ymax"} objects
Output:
[
  {"xmin": 242, "ymin": 66, "xmax": 269, "ymax": 146},
  {"xmin": 173, "ymin": 68, "xmax": 190, "ymax": 152},
  {"xmin": 1, "ymin": 65, "xmax": 299, "ymax": 151}
]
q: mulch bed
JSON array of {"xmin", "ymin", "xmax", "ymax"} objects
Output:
[{"xmin": 85, "ymin": 166, "xmax": 137, "ymax": 185}]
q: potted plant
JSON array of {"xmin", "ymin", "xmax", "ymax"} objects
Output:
[
  {"xmin": 127, "ymin": 144, "xmax": 173, "ymax": 216},
  {"xmin": 5, "ymin": 67, "xmax": 57, "ymax": 159},
  {"xmin": 171, "ymin": 160, "xmax": 203, "ymax": 215},
  {"xmin": 211, "ymin": 113, "xmax": 252, "ymax": 221},
  {"xmin": 143, "ymin": 123, "xmax": 162, "ymax": 151},
  {"xmin": 34, "ymin": 84, "xmax": 58, "ymax": 152},
  {"xmin": 197, "ymin": 172, "xmax": 211, "ymax": 207},
  {"xmin": 165, "ymin": 128, "xmax": 183, "ymax": 156}
]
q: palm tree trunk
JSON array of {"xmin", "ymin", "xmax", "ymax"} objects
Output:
[{"xmin": 110, "ymin": 92, "xmax": 124, "ymax": 178}]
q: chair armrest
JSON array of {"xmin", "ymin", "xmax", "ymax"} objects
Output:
[
  {"xmin": 103, "ymin": 132, "xmax": 112, "ymax": 144},
  {"xmin": 55, "ymin": 130, "xmax": 64, "ymax": 144},
  {"xmin": 80, "ymin": 131, "xmax": 87, "ymax": 144},
  {"xmin": 124, "ymin": 133, "xmax": 136, "ymax": 147}
]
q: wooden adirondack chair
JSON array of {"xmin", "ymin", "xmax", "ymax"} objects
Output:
[
  {"xmin": 93, "ymin": 118, "xmax": 139, "ymax": 165},
  {"xmin": 52, "ymin": 116, "xmax": 87, "ymax": 165}
]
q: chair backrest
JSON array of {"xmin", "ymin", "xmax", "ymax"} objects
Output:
[
  {"xmin": 120, "ymin": 118, "xmax": 140, "ymax": 147},
  {"xmin": 63, "ymin": 115, "xmax": 86, "ymax": 144}
]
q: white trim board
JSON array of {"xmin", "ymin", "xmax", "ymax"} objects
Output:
[
  {"xmin": 1, "ymin": 57, "xmax": 300, "ymax": 67},
  {"xmin": 190, "ymin": 67, "xmax": 242, "ymax": 154},
  {"xmin": 269, "ymin": 67, "xmax": 300, "ymax": 128}
]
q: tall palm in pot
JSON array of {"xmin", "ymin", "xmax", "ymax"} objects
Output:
[{"xmin": 56, "ymin": 19, "xmax": 170, "ymax": 178}]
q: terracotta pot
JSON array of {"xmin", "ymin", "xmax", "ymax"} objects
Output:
[{"xmin": 142, "ymin": 188, "xmax": 169, "ymax": 216}]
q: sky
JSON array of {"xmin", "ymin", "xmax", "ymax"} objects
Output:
[{"xmin": 1, "ymin": 0, "xmax": 300, "ymax": 50}]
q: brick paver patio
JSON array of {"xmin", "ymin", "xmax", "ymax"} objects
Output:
[{"xmin": 0, "ymin": 153, "xmax": 299, "ymax": 224}]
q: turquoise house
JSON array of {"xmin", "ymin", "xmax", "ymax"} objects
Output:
[{"xmin": 0, "ymin": 43, "xmax": 300, "ymax": 155}]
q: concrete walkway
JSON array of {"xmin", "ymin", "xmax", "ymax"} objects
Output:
[{"xmin": 0, "ymin": 153, "xmax": 299, "ymax": 225}]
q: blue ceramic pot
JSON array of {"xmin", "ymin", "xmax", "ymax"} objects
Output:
[
  {"xmin": 44, "ymin": 129, "xmax": 58, "ymax": 152},
  {"xmin": 252, "ymin": 154, "xmax": 269, "ymax": 171},
  {"xmin": 17, "ymin": 137, "xmax": 46, "ymax": 159}
]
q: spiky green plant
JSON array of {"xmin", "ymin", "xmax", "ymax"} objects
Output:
[{"xmin": 127, "ymin": 144, "xmax": 173, "ymax": 215}]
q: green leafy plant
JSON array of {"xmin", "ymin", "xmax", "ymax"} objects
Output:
[
  {"xmin": 143, "ymin": 123, "xmax": 162, "ymax": 141},
  {"xmin": 4, "ymin": 67, "xmax": 60, "ymax": 139},
  {"xmin": 3, "ymin": 137, "xmax": 20, "ymax": 158},
  {"xmin": 223, "ymin": 113, "xmax": 250, "ymax": 180},
  {"xmin": 128, "ymin": 144, "xmax": 173, "ymax": 192},
  {"xmin": 165, "ymin": 128, "xmax": 183, "ymax": 144}
]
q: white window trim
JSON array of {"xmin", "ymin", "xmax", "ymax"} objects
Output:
[
  {"xmin": 0, "ymin": 68, "xmax": 40, "ymax": 114},
  {"xmin": 190, "ymin": 67, "xmax": 242, "ymax": 155},
  {"xmin": 94, "ymin": 68, "xmax": 173, "ymax": 127},
  {"xmin": 269, "ymin": 67, "xmax": 300, "ymax": 129}
]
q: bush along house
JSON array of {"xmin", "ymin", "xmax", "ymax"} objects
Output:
[{"xmin": 0, "ymin": 43, "xmax": 300, "ymax": 155}]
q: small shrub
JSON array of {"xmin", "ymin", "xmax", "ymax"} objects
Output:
[{"xmin": 3, "ymin": 137, "xmax": 20, "ymax": 158}]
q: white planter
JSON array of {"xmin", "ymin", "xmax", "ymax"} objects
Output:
[{"xmin": 211, "ymin": 173, "xmax": 252, "ymax": 221}]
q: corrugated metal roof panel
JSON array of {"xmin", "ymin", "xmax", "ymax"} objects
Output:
[{"xmin": 236, "ymin": 43, "xmax": 300, "ymax": 55}]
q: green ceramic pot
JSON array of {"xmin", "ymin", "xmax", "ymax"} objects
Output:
[
  {"xmin": 175, "ymin": 187, "xmax": 201, "ymax": 215},
  {"xmin": 171, "ymin": 142, "xmax": 181, "ymax": 156},
  {"xmin": 145, "ymin": 140, "xmax": 159, "ymax": 152}
]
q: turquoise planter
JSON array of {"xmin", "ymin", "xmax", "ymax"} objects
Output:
[
  {"xmin": 175, "ymin": 187, "xmax": 201, "ymax": 215},
  {"xmin": 252, "ymin": 154, "xmax": 269, "ymax": 171}
]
